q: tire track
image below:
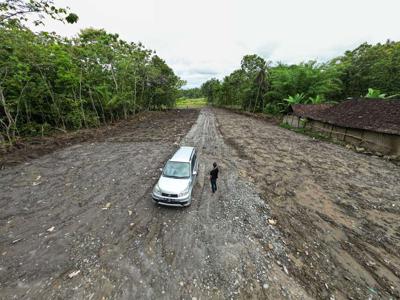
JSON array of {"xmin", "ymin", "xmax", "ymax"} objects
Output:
[{"xmin": 0, "ymin": 108, "xmax": 311, "ymax": 299}]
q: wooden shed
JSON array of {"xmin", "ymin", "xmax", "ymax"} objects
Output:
[{"xmin": 283, "ymin": 99, "xmax": 400, "ymax": 156}]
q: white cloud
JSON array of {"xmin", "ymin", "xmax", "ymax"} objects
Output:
[{"xmin": 38, "ymin": 0, "xmax": 400, "ymax": 88}]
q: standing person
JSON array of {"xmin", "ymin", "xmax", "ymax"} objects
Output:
[{"xmin": 209, "ymin": 162, "xmax": 219, "ymax": 194}]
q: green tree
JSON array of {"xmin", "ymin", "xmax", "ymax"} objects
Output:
[
  {"xmin": 201, "ymin": 78, "xmax": 221, "ymax": 105},
  {"xmin": 0, "ymin": 0, "xmax": 78, "ymax": 26},
  {"xmin": 0, "ymin": 23, "xmax": 181, "ymax": 145},
  {"xmin": 336, "ymin": 41, "xmax": 400, "ymax": 97},
  {"xmin": 178, "ymin": 88, "xmax": 203, "ymax": 99}
]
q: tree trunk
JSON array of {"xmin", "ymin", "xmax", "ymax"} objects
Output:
[
  {"xmin": 0, "ymin": 85, "xmax": 15, "ymax": 145},
  {"xmin": 133, "ymin": 73, "xmax": 137, "ymax": 115},
  {"xmin": 253, "ymin": 84, "xmax": 261, "ymax": 113},
  {"xmin": 38, "ymin": 67, "xmax": 65, "ymax": 129},
  {"xmin": 88, "ymin": 87, "xmax": 100, "ymax": 126},
  {"xmin": 79, "ymin": 70, "xmax": 87, "ymax": 128}
]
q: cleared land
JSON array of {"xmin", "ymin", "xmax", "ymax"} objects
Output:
[
  {"xmin": 0, "ymin": 108, "xmax": 399, "ymax": 299},
  {"xmin": 216, "ymin": 108, "xmax": 400, "ymax": 299}
]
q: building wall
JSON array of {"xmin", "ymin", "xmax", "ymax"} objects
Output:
[{"xmin": 282, "ymin": 115, "xmax": 400, "ymax": 155}]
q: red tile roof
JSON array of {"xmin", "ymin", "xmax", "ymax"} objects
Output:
[
  {"xmin": 291, "ymin": 99, "xmax": 400, "ymax": 135},
  {"xmin": 291, "ymin": 104, "xmax": 333, "ymax": 119}
]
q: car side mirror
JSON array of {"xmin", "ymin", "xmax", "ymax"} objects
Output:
[
  {"xmin": 159, "ymin": 168, "xmax": 163, "ymax": 172},
  {"xmin": 192, "ymin": 170, "xmax": 197, "ymax": 176}
]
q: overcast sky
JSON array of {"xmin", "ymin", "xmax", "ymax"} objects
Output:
[{"xmin": 40, "ymin": 0, "xmax": 400, "ymax": 88}]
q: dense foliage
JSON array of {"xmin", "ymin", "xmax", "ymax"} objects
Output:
[
  {"xmin": 0, "ymin": 24, "xmax": 182, "ymax": 144},
  {"xmin": 178, "ymin": 87, "xmax": 203, "ymax": 99},
  {"xmin": 337, "ymin": 42, "xmax": 400, "ymax": 98},
  {"xmin": 201, "ymin": 41, "xmax": 400, "ymax": 114}
]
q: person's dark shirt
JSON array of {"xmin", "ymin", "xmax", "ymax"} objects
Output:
[{"xmin": 210, "ymin": 167, "xmax": 219, "ymax": 180}]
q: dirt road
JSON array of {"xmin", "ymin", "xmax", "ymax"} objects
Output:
[{"xmin": 1, "ymin": 108, "xmax": 399, "ymax": 299}]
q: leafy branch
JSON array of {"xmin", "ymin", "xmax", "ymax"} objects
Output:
[{"xmin": 0, "ymin": 0, "xmax": 78, "ymax": 26}]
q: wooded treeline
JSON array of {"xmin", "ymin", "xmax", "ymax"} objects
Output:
[
  {"xmin": 0, "ymin": 23, "xmax": 182, "ymax": 144},
  {"xmin": 177, "ymin": 87, "xmax": 203, "ymax": 99},
  {"xmin": 201, "ymin": 41, "xmax": 400, "ymax": 114}
]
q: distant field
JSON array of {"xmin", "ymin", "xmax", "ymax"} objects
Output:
[{"xmin": 175, "ymin": 97, "xmax": 207, "ymax": 108}]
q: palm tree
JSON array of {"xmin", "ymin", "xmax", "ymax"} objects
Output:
[{"xmin": 253, "ymin": 67, "xmax": 269, "ymax": 112}]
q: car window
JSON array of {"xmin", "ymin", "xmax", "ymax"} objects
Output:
[
  {"xmin": 191, "ymin": 153, "xmax": 196, "ymax": 172},
  {"xmin": 163, "ymin": 161, "xmax": 190, "ymax": 178}
]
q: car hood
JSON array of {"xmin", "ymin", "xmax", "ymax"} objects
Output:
[{"xmin": 158, "ymin": 176, "xmax": 190, "ymax": 194}]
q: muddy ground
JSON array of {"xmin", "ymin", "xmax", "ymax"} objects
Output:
[
  {"xmin": 0, "ymin": 108, "xmax": 399, "ymax": 299},
  {"xmin": 216, "ymin": 108, "xmax": 400, "ymax": 299},
  {"xmin": 0, "ymin": 110, "xmax": 197, "ymax": 169}
]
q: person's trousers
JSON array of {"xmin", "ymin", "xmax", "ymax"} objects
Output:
[{"xmin": 211, "ymin": 178, "xmax": 217, "ymax": 193}]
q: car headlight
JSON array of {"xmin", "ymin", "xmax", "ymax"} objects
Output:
[
  {"xmin": 153, "ymin": 184, "xmax": 161, "ymax": 194},
  {"xmin": 178, "ymin": 186, "xmax": 190, "ymax": 197}
]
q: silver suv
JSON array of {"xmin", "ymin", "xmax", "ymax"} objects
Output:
[{"xmin": 152, "ymin": 146, "xmax": 198, "ymax": 207}]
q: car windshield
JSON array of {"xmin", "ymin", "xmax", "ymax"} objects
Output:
[{"xmin": 163, "ymin": 161, "xmax": 190, "ymax": 178}]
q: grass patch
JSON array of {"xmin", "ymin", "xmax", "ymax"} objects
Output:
[
  {"xmin": 175, "ymin": 97, "xmax": 207, "ymax": 108},
  {"xmin": 280, "ymin": 123, "xmax": 331, "ymax": 141}
]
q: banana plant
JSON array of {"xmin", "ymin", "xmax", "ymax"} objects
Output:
[
  {"xmin": 365, "ymin": 88, "xmax": 386, "ymax": 99},
  {"xmin": 284, "ymin": 93, "xmax": 306, "ymax": 104},
  {"xmin": 307, "ymin": 95, "xmax": 325, "ymax": 104}
]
